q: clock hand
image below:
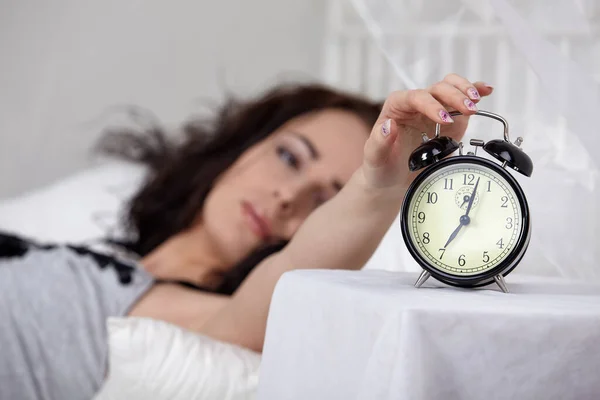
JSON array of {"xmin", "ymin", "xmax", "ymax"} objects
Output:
[
  {"xmin": 443, "ymin": 214, "xmax": 471, "ymax": 248},
  {"xmin": 459, "ymin": 194, "xmax": 470, "ymax": 209},
  {"xmin": 464, "ymin": 177, "xmax": 480, "ymax": 217},
  {"xmin": 443, "ymin": 222, "xmax": 463, "ymax": 248}
]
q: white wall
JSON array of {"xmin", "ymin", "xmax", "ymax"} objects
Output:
[{"xmin": 0, "ymin": 0, "xmax": 327, "ymax": 198}]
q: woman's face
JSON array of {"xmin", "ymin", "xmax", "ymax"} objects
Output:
[{"xmin": 201, "ymin": 109, "xmax": 370, "ymax": 266}]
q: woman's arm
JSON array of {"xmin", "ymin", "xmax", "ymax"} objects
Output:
[
  {"xmin": 198, "ymin": 170, "xmax": 404, "ymax": 351},
  {"xmin": 199, "ymin": 75, "xmax": 493, "ymax": 352}
]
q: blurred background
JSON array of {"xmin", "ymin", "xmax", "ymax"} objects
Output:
[
  {"xmin": 1, "ymin": 0, "xmax": 599, "ymax": 280},
  {"xmin": 0, "ymin": 0, "xmax": 330, "ymax": 198}
]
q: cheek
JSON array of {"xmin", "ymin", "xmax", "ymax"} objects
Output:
[
  {"xmin": 203, "ymin": 185, "xmax": 234, "ymax": 222},
  {"xmin": 249, "ymin": 154, "xmax": 288, "ymax": 181},
  {"xmin": 221, "ymin": 149, "xmax": 286, "ymax": 192},
  {"xmin": 229, "ymin": 152, "xmax": 291, "ymax": 196}
]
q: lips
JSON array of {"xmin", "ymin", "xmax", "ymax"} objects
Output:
[{"xmin": 241, "ymin": 201, "xmax": 272, "ymax": 240}]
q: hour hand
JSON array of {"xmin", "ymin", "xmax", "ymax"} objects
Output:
[{"xmin": 459, "ymin": 194, "xmax": 470, "ymax": 209}]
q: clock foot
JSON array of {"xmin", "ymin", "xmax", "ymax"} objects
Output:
[
  {"xmin": 414, "ymin": 270, "xmax": 431, "ymax": 288},
  {"xmin": 494, "ymin": 275, "xmax": 509, "ymax": 293}
]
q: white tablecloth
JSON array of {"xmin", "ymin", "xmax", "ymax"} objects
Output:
[{"xmin": 257, "ymin": 269, "xmax": 600, "ymax": 400}]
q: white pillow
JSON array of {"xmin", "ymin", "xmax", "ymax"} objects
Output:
[
  {"xmin": 94, "ymin": 317, "xmax": 262, "ymax": 400},
  {"xmin": 0, "ymin": 160, "xmax": 146, "ymax": 243}
]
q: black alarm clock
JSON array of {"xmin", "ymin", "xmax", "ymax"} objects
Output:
[{"xmin": 400, "ymin": 110, "xmax": 533, "ymax": 293}]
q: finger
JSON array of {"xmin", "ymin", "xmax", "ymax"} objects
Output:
[
  {"xmin": 473, "ymin": 81, "xmax": 494, "ymax": 98},
  {"xmin": 428, "ymin": 81, "xmax": 478, "ymax": 115},
  {"xmin": 443, "ymin": 73, "xmax": 485, "ymax": 103},
  {"xmin": 381, "ymin": 89, "xmax": 455, "ymax": 126},
  {"xmin": 363, "ymin": 118, "xmax": 398, "ymax": 168}
]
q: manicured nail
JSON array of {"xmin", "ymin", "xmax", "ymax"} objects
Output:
[
  {"xmin": 467, "ymin": 87, "xmax": 480, "ymax": 100},
  {"xmin": 482, "ymin": 82, "xmax": 494, "ymax": 90},
  {"xmin": 382, "ymin": 119, "xmax": 391, "ymax": 136},
  {"xmin": 439, "ymin": 110, "xmax": 454, "ymax": 123},
  {"xmin": 464, "ymin": 98, "xmax": 478, "ymax": 111}
]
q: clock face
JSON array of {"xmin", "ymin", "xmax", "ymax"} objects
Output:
[{"xmin": 405, "ymin": 159, "xmax": 526, "ymax": 277}]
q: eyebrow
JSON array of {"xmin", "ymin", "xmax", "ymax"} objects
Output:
[{"xmin": 289, "ymin": 131, "xmax": 343, "ymax": 192}]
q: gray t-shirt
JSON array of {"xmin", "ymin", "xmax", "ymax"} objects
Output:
[{"xmin": 0, "ymin": 244, "xmax": 154, "ymax": 400}]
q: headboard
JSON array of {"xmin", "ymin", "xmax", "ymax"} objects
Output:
[{"xmin": 321, "ymin": 0, "xmax": 600, "ymax": 127}]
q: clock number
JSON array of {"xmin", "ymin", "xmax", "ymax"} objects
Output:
[
  {"xmin": 458, "ymin": 254, "xmax": 466, "ymax": 266},
  {"xmin": 482, "ymin": 251, "xmax": 490, "ymax": 263},
  {"xmin": 496, "ymin": 238, "xmax": 504, "ymax": 249},
  {"xmin": 438, "ymin": 248, "xmax": 445, "ymax": 259},
  {"xmin": 422, "ymin": 232, "xmax": 430, "ymax": 244},
  {"xmin": 463, "ymin": 173, "xmax": 475, "ymax": 185},
  {"xmin": 487, "ymin": 181, "xmax": 492, "ymax": 192},
  {"xmin": 426, "ymin": 192, "xmax": 438, "ymax": 204},
  {"xmin": 505, "ymin": 217, "xmax": 513, "ymax": 229},
  {"xmin": 417, "ymin": 212, "xmax": 426, "ymax": 224},
  {"xmin": 501, "ymin": 196, "xmax": 508, "ymax": 208},
  {"xmin": 444, "ymin": 178, "xmax": 454, "ymax": 190}
]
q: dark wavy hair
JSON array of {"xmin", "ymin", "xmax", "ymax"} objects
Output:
[{"xmin": 97, "ymin": 82, "xmax": 382, "ymax": 294}]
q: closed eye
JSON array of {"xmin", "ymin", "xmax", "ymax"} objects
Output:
[{"xmin": 276, "ymin": 146, "xmax": 300, "ymax": 170}]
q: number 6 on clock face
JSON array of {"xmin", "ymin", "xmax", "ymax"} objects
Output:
[{"xmin": 401, "ymin": 156, "xmax": 531, "ymax": 288}]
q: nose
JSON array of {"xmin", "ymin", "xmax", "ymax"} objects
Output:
[
  {"xmin": 271, "ymin": 186, "xmax": 304, "ymax": 239},
  {"xmin": 272, "ymin": 186, "xmax": 296, "ymax": 216},
  {"xmin": 272, "ymin": 178, "xmax": 316, "ymax": 217},
  {"xmin": 270, "ymin": 179, "xmax": 327, "ymax": 236}
]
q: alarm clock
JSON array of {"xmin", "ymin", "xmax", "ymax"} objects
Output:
[{"xmin": 400, "ymin": 110, "xmax": 533, "ymax": 293}]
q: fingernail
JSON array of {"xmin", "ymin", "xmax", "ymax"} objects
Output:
[
  {"xmin": 464, "ymin": 98, "xmax": 478, "ymax": 111},
  {"xmin": 482, "ymin": 82, "xmax": 494, "ymax": 90},
  {"xmin": 382, "ymin": 119, "xmax": 391, "ymax": 136},
  {"xmin": 439, "ymin": 110, "xmax": 454, "ymax": 123},
  {"xmin": 467, "ymin": 87, "xmax": 480, "ymax": 100}
]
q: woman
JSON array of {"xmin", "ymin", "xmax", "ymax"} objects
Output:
[{"xmin": 0, "ymin": 74, "xmax": 491, "ymax": 399}]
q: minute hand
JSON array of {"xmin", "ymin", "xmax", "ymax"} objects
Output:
[
  {"xmin": 443, "ymin": 223, "xmax": 464, "ymax": 248},
  {"xmin": 465, "ymin": 177, "xmax": 480, "ymax": 216}
]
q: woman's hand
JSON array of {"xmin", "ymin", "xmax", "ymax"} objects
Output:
[{"xmin": 361, "ymin": 74, "xmax": 493, "ymax": 191}]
